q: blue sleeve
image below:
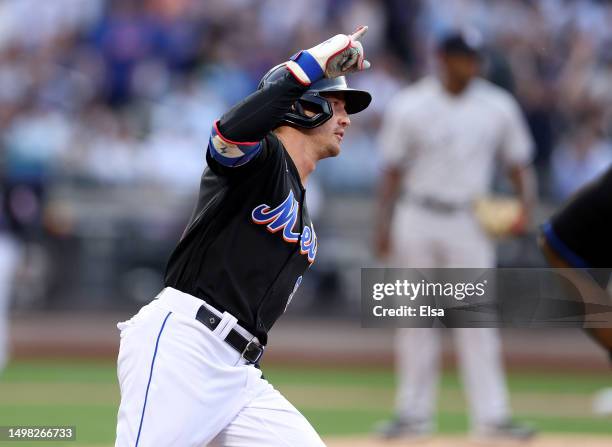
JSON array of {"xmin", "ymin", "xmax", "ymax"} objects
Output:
[
  {"xmin": 541, "ymin": 222, "xmax": 590, "ymax": 268},
  {"xmin": 207, "ymin": 120, "xmax": 263, "ymax": 167}
]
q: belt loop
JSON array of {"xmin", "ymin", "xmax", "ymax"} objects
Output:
[{"xmin": 215, "ymin": 312, "xmax": 238, "ymax": 339}]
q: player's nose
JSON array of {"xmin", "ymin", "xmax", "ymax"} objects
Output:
[{"xmin": 338, "ymin": 109, "xmax": 350, "ymax": 128}]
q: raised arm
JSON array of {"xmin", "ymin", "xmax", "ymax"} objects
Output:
[{"xmin": 208, "ymin": 26, "xmax": 371, "ymax": 168}]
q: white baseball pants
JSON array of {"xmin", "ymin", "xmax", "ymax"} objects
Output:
[
  {"xmin": 0, "ymin": 234, "xmax": 19, "ymax": 372},
  {"xmin": 391, "ymin": 203, "xmax": 511, "ymax": 430},
  {"xmin": 115, "ymin": 287, "xmax": 325, "ymax": 446}
]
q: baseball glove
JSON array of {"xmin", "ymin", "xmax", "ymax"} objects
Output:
[{"xmin": 474, "ymin": 196, "xmax": 523, "ymax": 238}]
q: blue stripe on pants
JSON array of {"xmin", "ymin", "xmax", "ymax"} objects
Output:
[{"xmin": 135, "ymin": 311, "xmax": 172, "ymax": 447}]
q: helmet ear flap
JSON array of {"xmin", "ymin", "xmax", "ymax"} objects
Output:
[
  {"xmin": 293, "ymin": 100, "xmax": 306, "ymax": 116},
  {"xmin": 258, "ymin": 63, "xmax": 370, "ymax": 127},
  {"xmin": 280, "ymin": 95, "xmax": 333, "ymax": 129}
]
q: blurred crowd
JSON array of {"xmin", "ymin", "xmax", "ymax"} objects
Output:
[
  {"xmin": 2, "ymin": 0, "xmax": 611, "ymax": 193},
  {"xmin": 0, "ymin": 0, "xmax": 611, "ymax": 295}
]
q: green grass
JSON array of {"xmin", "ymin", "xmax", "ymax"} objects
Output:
[
  {"xmin": 0, "ymin": 360, "xmax": 610, "ymax": 445},
  {"xmin": 265, "ymin": 365, "xmax": 612, "ymax": 393},
  {"xmin": 1, "ymin": 406, "xmax": 116, "ymax": 444},
  {"xmin": 1, "ymin": 361, "xmax": 116, "ymax": 384}
]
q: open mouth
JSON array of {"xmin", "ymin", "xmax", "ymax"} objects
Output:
[{"xmin": 334, "ymin": 132, "xmax": 344, "ymax": 142}]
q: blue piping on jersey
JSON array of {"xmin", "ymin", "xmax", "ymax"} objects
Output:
[
  {"xmin": 208, "ymin": 141, "xmax": 261, "ymax": 167},
  {"xmin": 135, "ymin": 311, "xmax": 172, "ymax": 447},
  {"xmin": 541, "ymin": 222, "xmax": 589, "ymax": 268},
  {"xmin": 207, "ymin": 126, "xmax": 262, "ymax": 167}
]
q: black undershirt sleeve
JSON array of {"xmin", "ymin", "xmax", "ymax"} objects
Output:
[{"xmin": 217, "ymin": 70, "xmax": 307, "ymax": 142}]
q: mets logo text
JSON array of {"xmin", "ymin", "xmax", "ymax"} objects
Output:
[{"xmin": 251, "ymin": 190, "xmax": 317, "ymax": 263}]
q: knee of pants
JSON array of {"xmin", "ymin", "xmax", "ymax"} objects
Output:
[{"xmin": 210, "ymin": 386, "xmax": 326, "ymax": 447}]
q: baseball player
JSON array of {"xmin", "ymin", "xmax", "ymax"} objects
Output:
[
  {"xmin": 114, "ymin": 27, "xmax": 371, "ymax": 446},
  {"xmin": 540, "ymin": 166, "xmax": 612, "ymax": 360},
  {"xmin": 0, "ymin": 198, "xmax": 19, "ymax": 372},
  {"xmin": 374, "ymin": 32, "xmax": 537, "ymax": 439}
]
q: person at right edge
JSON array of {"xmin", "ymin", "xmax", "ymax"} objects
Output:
[
  {"xmin": 373, "ymin": 31, "xmax": 538, "ymax": 441},
  {"xmin": 540, "ymin": 167, "xmax": 612, "ymax": 360}
]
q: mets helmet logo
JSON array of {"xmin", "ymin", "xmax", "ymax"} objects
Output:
[{"xmin": 251, "ymin": 190, "xmax": 317, "ymax": 263}]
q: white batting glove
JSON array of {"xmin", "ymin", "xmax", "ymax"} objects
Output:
[{"xmin": 286, "ymin": 26, "xmax": 371, "ymax": 86}]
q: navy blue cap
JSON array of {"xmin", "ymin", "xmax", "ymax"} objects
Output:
[{"xmin": 438, "ymin": 30, "xmax": 484, "ymax": 56}]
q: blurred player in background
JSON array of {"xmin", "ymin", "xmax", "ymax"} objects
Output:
[
  {"xmin": 540, "ymin": 166, "xmax": 612, "ymax": 358},
  {"xmin": 374, "ymin": 31, "xmax": 537, "ymax": 440},
  {"xmin": 0, "ymin": 173, "xmax": 21, "ymax": 373},
  {"xmin": 540, "ymin": 166, "xmax": 612, "ymax": 416}
]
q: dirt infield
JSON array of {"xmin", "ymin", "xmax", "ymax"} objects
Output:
[{"xmin": 324, "ymin": 435, "xmax": 612, "ymax": 447}]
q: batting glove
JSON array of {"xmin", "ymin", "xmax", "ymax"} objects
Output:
[{"xmin": 286, "ymin": 26, "xmax": 371, "ymax": 86}]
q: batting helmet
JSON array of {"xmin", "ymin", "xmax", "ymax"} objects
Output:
[{"xmin": 258, "ymin": 64, "xmax": 371, "ymax": 129}]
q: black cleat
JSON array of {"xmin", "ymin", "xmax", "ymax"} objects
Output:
[
  {"xmin": 473, "ymin": 420, "xmax": 537, "ymax": 441},
  {"xmin": 374, "ymin": 417, "xmax": 433, "ymax": 440}
]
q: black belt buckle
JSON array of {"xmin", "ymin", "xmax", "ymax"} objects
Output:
[
  {"xmin": 414, "ymin": 196, "xmax": 466, "ymax": 214},
  {"xmin": 242, "ymin": 339, "xmax": 264, "ymax": 364},
  {"xmin": 422, "ymin": 197, "xmax": 457, "ymax": 213}
]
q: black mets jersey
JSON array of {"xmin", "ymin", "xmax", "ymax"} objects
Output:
[
  {"xmin": 543, "ymin": 166, "xmax": 612, "ymax": 268},
  {"xmin": 164, "ymin": 70, "xmax": 316, "ymax": 344}
]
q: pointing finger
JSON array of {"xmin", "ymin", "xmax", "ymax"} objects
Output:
[{"xmin": 350, "ymin": 25, "xmax": 368, "ymax": 41}]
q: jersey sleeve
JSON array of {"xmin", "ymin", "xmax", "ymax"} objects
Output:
[
  {"xmin": 207, "ymin": 68, "xmax": 307, "ymax": 171},
  {"xmin": 543, "ymin": 167, "xmax": 612, "ymax": 268},
  {"xmin": 207, "ymin": 120, "xmax": 264, "ymax": 168},
  {"xmin": 377, "ymin": 92, "xmax": 415, "ymax": 168},
  {"xmin": 498, "ymin": 95, "xmax": 534, "ymax": 166},
  {"xmin": 205, "ymin": 131, "xmax": 285, "ymax": 179}
]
